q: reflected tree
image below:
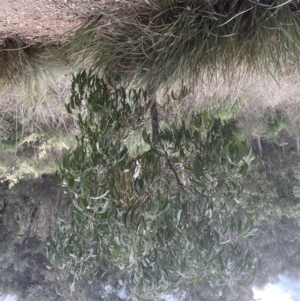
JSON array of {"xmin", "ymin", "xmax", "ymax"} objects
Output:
[
  {"xmin": 46, "ymin": 70, "xmax": 256, "ymax": 300},
  {"xmin": 237, "ymin": 128, "xmax": 300, "ymax": 294},
  {"xmin": 252, "ymin": 217, "xmax": 300, "ymax": 289},
  {"xmin": 242, "ymin": 131, "xmax": 300, "ymax": 225}
]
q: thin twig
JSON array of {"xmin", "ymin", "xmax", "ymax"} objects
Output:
[
  {"xmin": 0, "ymin": 42, "xmax": 38, "ymax": 52},
  {"xmin": 54, "ymin": 188, "xmax": 63, "ymax": 225},
  {"xmin": 166, "ymin": 158, "xmax": 185, "ymax": 191}
]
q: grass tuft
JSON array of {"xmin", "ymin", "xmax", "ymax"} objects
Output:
[
  {"xmin": 0, "ymin": 36, "xmax": 77, "ymax": 133},
  {"xmin": 0, "ymin": 37, "xmax": 57, "ymax": 85},
  {"xmin": 64, "ymin": 0, "xmax": 300, "ymax": 92}
]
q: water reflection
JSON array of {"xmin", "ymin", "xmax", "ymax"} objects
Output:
[
  {"xmin": 0, "ymin": 295, "xmax": 18, "ymax": 301},
  {"xmin": 254, "ymin": 276, "xmax": 300, "ymax": 301},
  {"xmin": 2, "ymin": 295, "xmax": 18, "ymax": 301},
  {"xmin": 0, "ymin": 124, "xmax": 300, "ymax": 300}
]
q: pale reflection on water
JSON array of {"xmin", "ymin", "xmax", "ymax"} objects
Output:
[
  {"xmin": 253, "ymin": 277, "xmax": 300, "ymax": 301},
  {"xmin": 3, "ymin": 295, "xmax": 17, "ymax": 301}
]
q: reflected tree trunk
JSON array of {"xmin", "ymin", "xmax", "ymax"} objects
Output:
[
  {"xmin": 150, "ymin": 97, "xmax": 159, "ymax": 144},
  {"xmin": 257, "ymin": 135, "xmax": 262, "ymax": 155}
]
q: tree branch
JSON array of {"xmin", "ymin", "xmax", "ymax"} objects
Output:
[
  {"xmin": 150, "ymin": 97, "xmax": 159, "ymax": 144},
  {"xmin": 166, "ymin": 158, "xmax": 185, "ymax": 191}
]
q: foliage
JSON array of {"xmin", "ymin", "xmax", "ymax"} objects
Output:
[
  {"xmin": 0, "ymin": 40, "xmax": 75, "ymax": 186},
  {"xmin": 0, "ymin": 161, "xmax": 38, "ymax": 188},
  {"xmin": 175, "ymin": 280, "xmax": 254, "ymax": 301},
  {"xmin": 0, "ymin": 130, "xmax": 71, "ymax": 188},
  {"xmin": 252, "ymin": 217, "xmax": 300, "ymax": 290},
  {"xmin": 241, "ymin": 133, "xmax": 300, "ymax": 224},
  {"xmin": 66, "ymin": 0, "xmax": 300, "ymax": 92},
  {"xmin": 46, "ymin": 70, "xmax": 256, "ymax": 299}
]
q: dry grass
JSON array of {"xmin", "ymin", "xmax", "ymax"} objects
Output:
[
  {"xmin": 64, "ymin": 0, "xmax": 300, "ymax": 93},
  {"xmin": 2, "ymin": 0, "xmax": 300, "ymax": 131},
  {"xmin": 159, "ymin": 69, "xmax": 300, "ymax": 140},
  {"xmin": 188, "ymin": 71, "xmax": 300, "ymax": 114},
  {"xmin": 0, "ymin": 50, "xmax": 76, "ymax": 186},
  {"xmin": 0, "ymin": 59, "xmax": 75, "ymax": 132}
]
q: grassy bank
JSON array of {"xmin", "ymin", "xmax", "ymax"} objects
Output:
[
  {"xmin": 63, "ymin": 0, "xmax": 300, "ymax": 91},
  {"xmin": 1, "ymin": 0, "xmax": 300, "ymax": 186},
  {"xmin": 0, "ymin": 37, "xmax": 76, "ymax": 186}
]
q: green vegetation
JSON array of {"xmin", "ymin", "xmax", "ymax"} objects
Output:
[
  {"xmin": 1, "ymin": 1, "xmax": 300, "ymax": 300},
  {"xmin": 0, "ymin": 37, "xmax": 75, "ymax": 186},
  {"xmin": 46, "ymin": 70, "xmax": 256, "ymax": 299},
  {"xmin": 0, "ymin": 130, "xmax": 72, "ymax": 187}
]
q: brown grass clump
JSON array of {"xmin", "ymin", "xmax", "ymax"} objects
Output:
[{"xmin": 65, "ymin": 0, "xmax": 300, "ymax": 92}]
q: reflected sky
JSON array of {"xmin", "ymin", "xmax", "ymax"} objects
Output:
[
  {"xmin": 254, "ymin": 277, "xmax": 300, "ymax": 301},
  {"xmin": 3, "ymin": 295, "xmax": 17, "ymax": 301}
]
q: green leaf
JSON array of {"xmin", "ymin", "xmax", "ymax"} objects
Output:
[
  {"xmin": 99, "ymin": 200, "xmax": 110, "ymax": 214},
  {"xmin": 52, "ymin": 71, "xmax": 257, "ymax": 298},
  {"xmin": 73, "ymin": 199, "xmax": 83, "ymax": 211},
  {"xmin": 176, "ymin": 210, "xmax": 182, "ymax": 224}
]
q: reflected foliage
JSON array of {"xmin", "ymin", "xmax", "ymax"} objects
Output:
[
  {"xmin": 253, "ymin": 217, "xmax": 300, "ymax": 288},
  {"xmin": 242, "ymin": 136, "xmax": 300, "ymax": 290},
  {"xmin": 46, "ymin": 70, "xmax": 256, "ymax": 299},
  {"xmin": 1, "ymin": 84, "xmax": 300, "ymax": 300},
  {"xmin": 243, "ymin": 135, "xmax": 300, "ymax": 224}
]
